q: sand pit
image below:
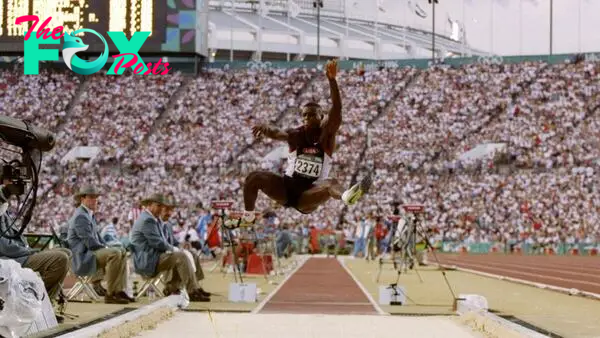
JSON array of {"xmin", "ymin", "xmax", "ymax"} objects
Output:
[{"xmin": 136, "ymin": 312, "xmax": 481, "ymax": 338}]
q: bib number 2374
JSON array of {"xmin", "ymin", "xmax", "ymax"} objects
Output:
[{"xmin": 294, "ymin": 159, "xmax": 322, "ymax": 178}]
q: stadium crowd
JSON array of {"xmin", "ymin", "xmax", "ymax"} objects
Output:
[{"xmin": 1, "ymin": 57, "xmax": 599, "ymax": 256}]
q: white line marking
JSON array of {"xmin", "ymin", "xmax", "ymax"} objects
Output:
[
  {"xmin": 438, "ymin": 263, "xmax": 600, "ymax": 301},
  {"xmin": 441, "ymin": 260, "xmax": 600, "ymax": 287},
  {"xmin": 266, "ymin": 301, "xmax": 374, "ymax": 306},
  {"xmin": 296, "ymin": 254, "xmax": 332, "ymax": 258},
  {"xmin": 441, "ymin": 258, "xmax": 600, "ymax": 279},
  {"xmin": 252, "ymin": 256, "xmax": 308, "ymax": 314},
  {"xmin": 337, "ymin": 257, "xmax": 387, "ymax": 315}
]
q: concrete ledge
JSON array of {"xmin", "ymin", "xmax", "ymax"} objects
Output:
[
  {"xmin": 454, "ymin": 294, "xmax": 548, "ymax": 338},
  {"xmin": 441, "ymin": 264, "xmax": 600, "ymax": 301},
  {"xmin": 56, "ymin": 296, "xmax": 182, "ymax": 338}
]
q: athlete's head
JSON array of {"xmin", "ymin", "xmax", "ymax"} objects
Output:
[{"xmin": 301, "ymin": 102, "xmax": 322, "ymax": 128}]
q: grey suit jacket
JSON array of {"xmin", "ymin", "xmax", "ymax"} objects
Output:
[
  {"xmin": 130, "ymin": 210, "xmax": 174, "ymax": 276},
  {"xmin": 67, "ymin": 205, "xmax": 105, "ymax": 276},
  {"xmin": 0, "ymin": 213, "xmax": 32, "ymax": 265}
]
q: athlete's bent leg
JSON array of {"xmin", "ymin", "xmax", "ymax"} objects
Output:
[
  {"xmin": 295, "ymin": 178, "xmax": 344, "ymax": 214},
  {"xmin": 243, "ymin": 171, "xmax": 288, "ymax": 211}
]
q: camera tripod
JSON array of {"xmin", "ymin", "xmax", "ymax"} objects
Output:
[
  {"xmin": 386, "ymin": 283, "xmax": 406, "ymax": 306},
  {"xmin": 197, "ymin": 201, "xmax": 245, "ymax": 283},
  {"xmin": 377, "ymin": 205, "xmax": 461, "ymax": 309},
  {"xmin": 57, "ymin": 289, "xmax": 79, "ymax": 321},
  {"xmin": 217, "ymin": 204, "xmax": 245, "ymax": 284},
  {"xmin": 376, "ymin": 212, "xmax": 426, "ymax": 284}
]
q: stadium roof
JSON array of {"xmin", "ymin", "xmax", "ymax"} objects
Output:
[{"xmin": 208, "ymin": 8, "xmax": 485, "ymax": 60}]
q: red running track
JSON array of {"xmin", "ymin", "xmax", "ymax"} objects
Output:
[{"xmin": 436, "ymin": 253, "xmax": 600, "ymax": 295}]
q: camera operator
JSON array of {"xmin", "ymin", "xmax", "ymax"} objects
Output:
[{"xmin": 0, "ymin": 178, "xmax": 72, "ymax": 321}]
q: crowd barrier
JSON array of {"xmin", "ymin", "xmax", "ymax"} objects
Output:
[{"xmin": 439, "ymin": 241, "xmax": 600, "ymax": 256}]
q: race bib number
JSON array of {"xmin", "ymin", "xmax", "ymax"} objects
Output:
[{"xmin": 294, "ymin": 157, "xmax": 322, "ymax": 178}]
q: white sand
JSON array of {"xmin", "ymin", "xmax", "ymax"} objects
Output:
[{"xmin": 136, "ymin": 312, "xmax": 479, "ymax": 338}]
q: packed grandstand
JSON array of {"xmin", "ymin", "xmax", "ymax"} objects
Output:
[{"xmin": 1, "ymin": 56, "xmax": 599, "ymax": 254}]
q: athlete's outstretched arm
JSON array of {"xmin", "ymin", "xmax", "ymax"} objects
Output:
[
  {"xmin": 252, "ymin": 125, "xmax": 289, "ymax": 142},
  {"xmin": 325, "ymin": 59, "xmax": 341, "ymax": 134}
]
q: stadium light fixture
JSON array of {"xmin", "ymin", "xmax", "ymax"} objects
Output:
[
  {"xmin": 429, "ymin": 0, "xmax": 438, "ymax": 61},
  {"xmin": 313, "ymin": 1, "xmax": 324, "ymax": 61}
]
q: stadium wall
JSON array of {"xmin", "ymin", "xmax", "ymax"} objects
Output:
[{"xmin": 439, "ymin": 241, "xmax": 600, "ymax": 256}]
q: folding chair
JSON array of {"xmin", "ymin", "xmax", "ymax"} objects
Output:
[
  {"xmin": 136, "ymin": 273, "xmax": 166, "ymax": 298},
  {"xmin": 66, "ymin": 275, "xmax": 101, "ymax": 301},
  {"xmin": 125, "ymin": 243, "xmax": 166, "ymax": 298}
]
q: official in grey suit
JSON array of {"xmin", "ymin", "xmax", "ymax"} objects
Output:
[
  {"xmin": 0, "ymin": 180, "xmax": 72, "ymax": 323},
  {"xmin": 130, "ymin": 194, "xmax": 209, "ymax": 302},
  {"xmin": 161, "ymin": 197, "xmax": 210, "ymax": 298},
  {"xmin": 67, "ymin": 185, "xmax": 131, "ymax": 304},
  {"xmin": 0, "ymin": 201, "xmax": 71, "ymax": 302}
]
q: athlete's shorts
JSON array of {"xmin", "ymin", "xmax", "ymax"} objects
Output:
[{"xmin": 283, "ymin": 175, "xmax": 315, "ymax": 214}]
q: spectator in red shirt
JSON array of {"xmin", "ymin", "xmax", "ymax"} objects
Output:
[{"xmin": 374, "ymin": 217, "xmax": 388, "ymax": 255}]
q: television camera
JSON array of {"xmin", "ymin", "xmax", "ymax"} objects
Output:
[{"xmin": 0, "ymin": 115, "xmax": 55, "ymax": 239}]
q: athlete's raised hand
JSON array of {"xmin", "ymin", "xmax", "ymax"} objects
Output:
[
  {"xmin": 324, "ymin": 59, "xmax": 341, "ymax": 134},
  {"xmin": 252, "ymin": 125, "xmax": 268, "ymax": 139},
  {"xmin": 326, "ymin": 59, "xmax": 338, "ymax": 80}
]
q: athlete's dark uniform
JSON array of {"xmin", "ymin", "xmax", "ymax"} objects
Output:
[{"xmin": 282, "ymin": 126, "xmax": 331, "ymax": 213}]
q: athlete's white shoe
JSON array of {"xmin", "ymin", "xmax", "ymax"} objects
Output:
[
  {"xmin": 342, "ymin": 173, "xmax": 373, "ymax": 205},
  {"xmin": 241, "ymin": 211, "xmax": 256, "ymax": 225},
  {"xmin": 224, "ymin": 219, "xmax": 238, "ymax": 229}
]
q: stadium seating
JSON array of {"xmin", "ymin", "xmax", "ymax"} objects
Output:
[{"xmin": 1, "ymin": 59, "xmax": 599, "ymax": 253}]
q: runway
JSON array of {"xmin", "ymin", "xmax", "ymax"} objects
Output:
[{"xmin": 136, "ymin": 257, "xmax": 479, "ymax": 338}]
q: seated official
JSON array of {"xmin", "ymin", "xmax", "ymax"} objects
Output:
[
  {"xmin": 67, "ymin": 185, "xmax": 133, "ymax": 304},
  {"xmin": 0, "ymin": 184, "xmax": 71, "ymax": 321},
  {"xmin": 130, "ymin": 194, "xmax": 209, "ymax": 302},
  {"xmin": 161, "ymin": 197, "xmax": 210, "ymax": 297},
  {"xmin": 60, "ymin": 219, "xmax": 106, "ymax": 297},
  {"xmin": 0, "ymin": 212, "xmax": 71, "ymax": 301}
]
